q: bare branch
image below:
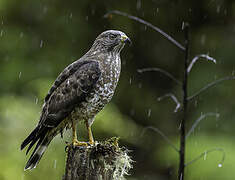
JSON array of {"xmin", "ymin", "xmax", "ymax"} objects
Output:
[
  {"xmin": 185, "ymin": 148, "xmax": 225, "ymax": 167},
  {"xmin": 187, "ymin": 54, "xmax": 216, "ymax": 73},
  {"xmin": 104, "ymin": 10, "xmax": 185, "ymax": 51},
  {"xmin": 158, "ymin": 93, "xmax": 181, "ymax": 113},
  {"xmin": 141, "ymin": 126, "xmax": 179, "ymax": 152},
  {"xmin": 178, "ymin": 22, "xmax": 190, "ymax": 180},
  {"xmin": 186, "ymin": 113, "xmax": 220, "ymax": 139},
  {"xmin": 137, "ymin": 68, "xmax": 182, "ymax": 85},
  {"xmin": 188, "ymin": 76, "xmax": 235, "ymax": 101}
]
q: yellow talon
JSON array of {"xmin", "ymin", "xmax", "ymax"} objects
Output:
[
  {"xmin": 71, "ymin": 120, "xmax": 95, "ymax": 147},
  {"xmin": 72, "ymin": 139, "xmax": 88, "ymax": 147},
  {"xmin": 71, "ymin": 120, "xmax": 88, "ymax": 146},
  {"xmin": 86, "ymin": 122, "xmax": 95, "ymax": 145}
]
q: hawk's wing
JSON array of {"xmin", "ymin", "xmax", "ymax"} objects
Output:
[
  {"xmin": 21, "ymin": 60, "xmax": 101, "ymax": 170},
  {"xmin": 40, "ymin": 60, "xmax": 101, "ymax": 127},
  {"xmin": 44, "ymin": 60, "xmax": 94, "ymax": 102}
]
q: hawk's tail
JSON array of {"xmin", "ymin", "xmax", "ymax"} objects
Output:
[
  {"xmin": 24, "ymin": 135, "xmax": 52, "ymax": 170},
  {"xmin": 21, "ymin": 126, "xmax": 53, "ymax": 170}
]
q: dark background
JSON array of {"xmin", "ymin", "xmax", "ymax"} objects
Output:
[{"xmin": 1, "ymin": 0, "xmax": 235, "ymax": 179}]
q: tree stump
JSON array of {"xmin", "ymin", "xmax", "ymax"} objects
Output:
[{"xmin": 62, "ymin": 139, "xmax": 133, "ymax": 180}]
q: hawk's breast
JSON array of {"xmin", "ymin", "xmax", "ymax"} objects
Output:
[{"xmin": 73, "ymin": 53, "xmax": 121, "ymax": 121}]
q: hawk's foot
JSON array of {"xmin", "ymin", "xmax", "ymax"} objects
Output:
[
  {"xmin": 89, "ymin": 139, "xmax": 95, "ymax": 145},
  {"xmin": 86, "ymin": 123, "xmax": 95, "ymax": 146},
  {"xmin": 72, "ymin": 139, "xmax": 88, "ymax": 147}
]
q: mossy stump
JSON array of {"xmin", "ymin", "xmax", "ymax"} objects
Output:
[{"xmin": 63, "ymin": 139, "xmax": 132, "ymax": 180}]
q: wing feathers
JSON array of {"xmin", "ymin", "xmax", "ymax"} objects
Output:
[
  {"xmin": 41, "ymin": 61, "xmax": 101, "ymax": 128},
  {"xmin": 44, "ymin": 60, "xmax": 93, "ymax": 102},
  {"xmin": 21, "ymin": 60, "xmax": 101, "ymax": 170}
]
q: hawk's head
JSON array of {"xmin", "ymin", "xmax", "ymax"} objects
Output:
[{"xmin": 92, "ymin": 30, "xmax": 131, "ymax": 53}]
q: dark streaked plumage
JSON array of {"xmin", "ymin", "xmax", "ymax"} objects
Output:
[{"xmin": 21, "ymin": 30, "xmax": 130, "ymax": 170}]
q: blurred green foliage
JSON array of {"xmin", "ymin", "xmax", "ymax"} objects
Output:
[{"xmin": 1, "ymin": 0, "xmax": 235, "ymax": 179}]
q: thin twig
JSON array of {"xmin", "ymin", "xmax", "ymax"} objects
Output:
[
  {"xmin": 104, "ymin": 10, "xmax": 185, "ymax": 51},
  {"xmin": 137, "ymin": 68, "xmax": 182, "ymax": 85},
  {"xmin": 158, "ymin": 93, "xmax": 181, "ymax": 113},
  {"xmin": 141, "ymin": 126, "xmax": 179, "ymax": 152},
  {"xmin": 186, "ymin": 113, "xmax": 220, "ymax": 139},
  {"xmin": 178, "ymin": 22, "xmax": 189, "ymax": 180},
  {"xmin": 185, "ymin": 148, "xmax": 225, "ymax": 167},
  {"xmin": 188, "ymin": 76, "xmax": 235, "ymax": 101},
  {"xmin": 187, "ymin": 54, "xmax": 217, "ymax": 73}
]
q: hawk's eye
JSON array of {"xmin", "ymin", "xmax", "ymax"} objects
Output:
[{"xmin": 109, "ymin": 34, "xmax": 117, "ymax": 40}]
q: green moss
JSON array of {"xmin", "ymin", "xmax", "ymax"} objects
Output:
[{"xmin": 101, "ymin": 138, "xmax": 133, "ymax": 180}]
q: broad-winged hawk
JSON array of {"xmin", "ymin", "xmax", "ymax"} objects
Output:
[{"xmin": 21, "ymin": 30, "xmax": 131, "ymax": 170}]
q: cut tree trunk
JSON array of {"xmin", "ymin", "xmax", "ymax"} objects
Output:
[{"xmin": 62, "ymin": 140, "xmax": 132, "ymax": 180}]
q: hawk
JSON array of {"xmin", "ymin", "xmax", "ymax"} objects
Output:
[{"xmin": 21, "ymin": 30, "xmax": 131, "ymax": 170}]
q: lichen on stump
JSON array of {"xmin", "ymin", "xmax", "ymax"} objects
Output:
[{"xmin": 63, "ymin": 138, "xmax": 133, "ymax": 180}]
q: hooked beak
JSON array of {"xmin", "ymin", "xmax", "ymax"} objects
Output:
[{"xmin": 121, "ymin": 35, "xmax": 132, "ymax": 46}]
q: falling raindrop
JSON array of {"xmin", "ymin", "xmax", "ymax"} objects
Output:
[
  {"xmin": 181, "ymin": 21, "xmax": 185, "ymax": 30},
  {"xmin": 144, "ymin": 25, "xmax": 147, "ymax": 31},
  {"xmin": 21, "ymin": 174, "xmax": 25, "ymax": 180},
  {"xmin": 92, "ymin": 9, "xmax": 95, "ymax": 15},
  {"xmin": 43, "ymin": 6, "xmax": 48, "ymax": 14},
  {"xmin": 156, "ymin": 8, "xmax": 159, "ymax": 13},
  {"xmin": 200, "ymin": 34, "xmax": 206, "ymax": 45},
  {"xmin": 203, "ymin": 152, "xmax": 207, "ymax": 160},
  {"xmin": 136, "ymin": 0, "xmax": 141, "ymax": 10},
  {"xmin": 86, "ymin": 16, "xmax": 89, "ymax": 21},
  {"xmin": 180, "ymin": 173, "xmax": 183, "ymax": 180},
  {"xmin": 0, "ymin": 30, "xmax": 3, "ymax": 37},
  {"xmin": 218, "ymin": 163, "xmax": 222, "ymax": 168},
  {"xmin": 20, "ymin": 32, "xmax": 24, "ymax": 38},
  {"xmin": 147, "ymin": 109, "xmax": 151, "ymax": 117},
  {"xmin": 129, "ymin": 78, "xmax": 132, "ymax": 84},
  {"xmin": 178, "ymin": 122, "xmax": 181, "ymax": 130},
  {"xmin": 70, "ymin": 13, "xmax": 73, "ymax": 19},
  {"xmin": 19, "ymin": 72, "xmax": 22, "ymax": 79},
  {"xmin": 35, "ymin": 97, "xmax": 38, "ymax": 104},
  {"xmin": 40, "ymin": 40, "xmax": 43, "ymax": 48},
  {"xmin": 216, "ymin": 6, "xmax": 221, "ymax": 13},
  {"xmin": 54, "ymin": 160, "xmax": 57, "ymax": 169},
  {"xmin": 122, "ymin": 60, "xmax": 126, "ymax": 66}
]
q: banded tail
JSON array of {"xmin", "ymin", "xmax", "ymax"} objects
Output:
[{"xmin": 21, "ymin": 125, "xmax": 52, "ymax": 170}]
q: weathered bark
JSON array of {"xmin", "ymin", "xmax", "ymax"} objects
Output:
[{"xmin": 63, "ymin": 141, "xmax": 132, "ymax": 180}]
